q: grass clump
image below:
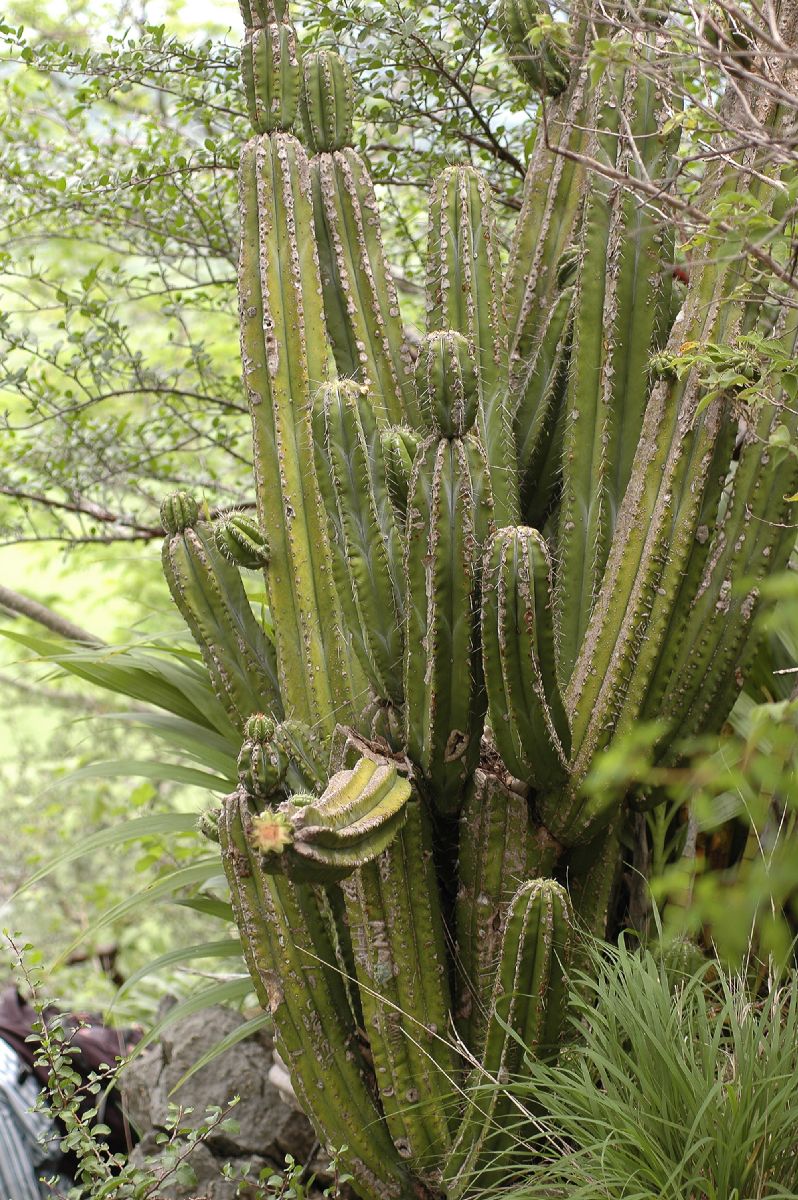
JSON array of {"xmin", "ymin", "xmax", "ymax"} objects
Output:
[{"xmin": 486, "ymin": 938, "xmax": 798, "ymax": 1200}]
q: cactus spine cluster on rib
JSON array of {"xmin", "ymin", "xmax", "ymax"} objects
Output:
[{"xmin": 159, "ymin": 0, "xmax": 798, "ymax": 1194}]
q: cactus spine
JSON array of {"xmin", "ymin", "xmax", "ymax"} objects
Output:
[{"xmin": 158, "ymin": 2, "xmax": 798, "ymax": 1196}]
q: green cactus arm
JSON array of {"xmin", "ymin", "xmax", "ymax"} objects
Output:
[
  {"xmin": 482, "ymin": 527, "xmax": 570, "ymax": 792},
  {"xmin": 515, "ymin": 282, "xmax": 573, "ymax": 518},
  {"xmin": 498, "ymin": 0, "xmax": 570, "ymax": 97},
  {"xmin": 220, "ymin": 789, "xmax": 413, "ymax": 1200},
  {"xmin": 160, "ymin": 498, "xmax": 282, "ymax": 728},
  {"xmin": 563, "ymin": 819, "xmax": 620, "ymax": 941},
  {"xmin": 562, "ymin": 72, "xmax": 798, "ymax": 832},
  {"xmin": 312, "ymin": 380, "xmax": 405, "ymax": 705},
  {"xmin": 455, "ymin": 769, "xmax": 560, "ymax": 1057},
  {"xmin": 504, "ymin": 63, "xmax": 590, "ymax": 375},
  {"xmin": 239, "ymin": 130, "xmax": 357, "ymax": 732},
  {"xmin": 556, "ymin": 39, "xmax": 676, "ymax": 683},
  {"xmin": 426, "ymin": 165, "xmax": 518, "ymax": 524},
  {"xmin": 381, "ymin": 427, "xmax": 418, "ymax": 519},
  {"xmin": 310, "ymin": 148, "xmax": 419, "ymax": 427},
  {"xmin": 241, "ymin": 22, "xmax": 301, "ymax": 135},
  {"xmin": 445, "ymin": 878, "xmax": 573, "ymax": 1197},
  {"xmin": 238, "ymin": 0, "xmax": 288, "ymax": 26},
  {"xmin": 653, "ymin": 388, "xmax": 798, "ymax": 752},
  {"xmin": 403, "ymin": 435, "xmax": 493, "ymax": 812},
  {"xmin": 303, "ymin": 51, "xmax": 418, "ymax": 426},
  {"xmin": 342, "ymin": 799, "xmax": 458, "ymax": 1171},
  {"xmin": 301, "ymin": 48, "xmax": 354, "ymax": 152}
]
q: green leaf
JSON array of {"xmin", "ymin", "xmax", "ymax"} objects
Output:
[
  {"xmin": 46, "ymin": 759, "xmax": 231, "ymax": 793},
  {"xmin": 115, "ymin": 938, "xmax": 243, "ymax": 999},
  {"xmin": 14, "ymin": 813, "xmax": 199, "ymax": 897}
]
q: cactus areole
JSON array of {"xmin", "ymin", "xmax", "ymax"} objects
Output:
[{"xmin": 159, "ymin": 1, "xmax": 798, "ymax": 1195}]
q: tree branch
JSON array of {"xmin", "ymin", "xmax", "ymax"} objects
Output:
[{"xmin": 0, "ymin": 585, "xmax": 105, "ymax": 646}]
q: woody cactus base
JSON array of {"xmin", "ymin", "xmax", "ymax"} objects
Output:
[{"xmin": 160, "ymin": 0, "xmax": 798, "ymax": 1196}]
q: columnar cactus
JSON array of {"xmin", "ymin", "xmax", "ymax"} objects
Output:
[{"xmin": 160, "ymin": 0, "xmax": 798, "ymax": 1195}]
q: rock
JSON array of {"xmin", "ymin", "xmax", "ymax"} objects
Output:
[{"xmin": 121, "ymin": 1004, "xmax": 321, "ymax": 1185}]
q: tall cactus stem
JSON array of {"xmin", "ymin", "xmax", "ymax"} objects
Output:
[
  {"xmin": 342, "ymin": 801, "xmax": 458, "ymax": 1172},
  {"xmin": 427, "ymin": 165, "xmax": 519, "ymax": 524},
  {"xmin": 238, "ymin": 130, "xmax": 355, "ymax": 731}
]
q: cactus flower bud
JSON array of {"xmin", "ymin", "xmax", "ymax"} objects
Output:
[
  {"xmin": 160, "ymin": 491, "xmax": 199, "ymax": 534},
  {"xmin": 415, "ymin": 331, "xmax": 479, "ymax": 438}
]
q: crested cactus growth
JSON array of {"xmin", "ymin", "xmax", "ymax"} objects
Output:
[{"xmin": 161, "ymin": 2, "xmax": 798, "ymax": 1196}]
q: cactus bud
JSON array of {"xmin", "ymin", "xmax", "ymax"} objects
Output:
[
  {"xmin": 241, "ymin": 22, "xmax": 301, "ymax": 134},
  {"xmin": 215, "ymin": 512, "xmax": 270, "ymax": 570},
  {"xmin": 160, "ymin": 491, "xmax": 199, "ymax": 534},
  {"xmin": 245, "ymin": 712, "xmax": 275, "ymax": 741},
  {"xmin": 381, "ymin": 427, "xmax": 418, "ymax": 516},
  {"xmin": 415, "ymin": 331, "xmax": 479, "ymax": 438},
  {"xmin": 239, "ymin": 714, "xmax": 287, "ymax": 797},
  {"xmin": 198, "ymin": 806, "xmax": 221, "ymax": 844},
  {"xmin": 301, "ymin": 49, "xmax": 354, "ymax": 152},
  {"xmin": 250, "ymin": 807, "xmax": 294, "ymax": 855}
]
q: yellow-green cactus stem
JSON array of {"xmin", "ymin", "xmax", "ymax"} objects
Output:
[
  {"xmin": 238, "ymin": 128, "xmax": 356, "ymax": 732},
  {"xmin": 220, "ymin": 789, "xmax": 414, "ymax": 1200}
]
